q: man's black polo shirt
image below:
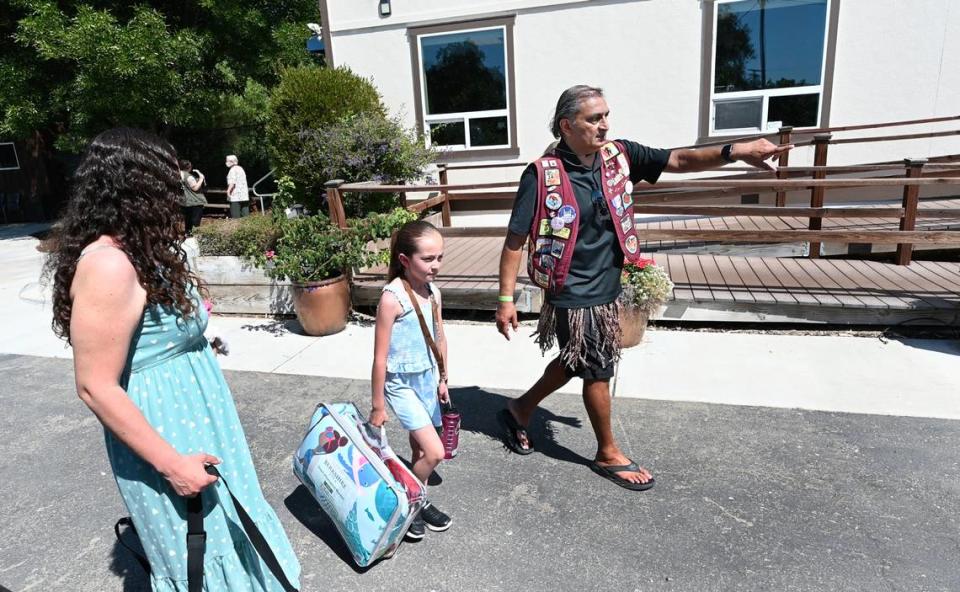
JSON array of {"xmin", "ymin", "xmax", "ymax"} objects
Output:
[{"xmin": 507, "ymin": 139, "xmax": 670, "ymax": 308}]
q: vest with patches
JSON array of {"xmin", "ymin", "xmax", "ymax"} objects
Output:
[{"xmin": 527, "ymin": 141, "xmax": 642, "ymax": 293}]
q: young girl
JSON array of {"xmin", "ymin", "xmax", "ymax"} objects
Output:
[{"xmin": 369, "ymin": 220, "xmax": 452, "ymax": 540}]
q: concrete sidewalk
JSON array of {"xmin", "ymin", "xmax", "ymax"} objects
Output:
[{"xmin": 3, "ymin": 228, "xmax": 959, "ymax": 420}]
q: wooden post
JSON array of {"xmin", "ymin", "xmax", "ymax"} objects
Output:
[
  {"xmin": 807, "ymin": 133, "xmax": 831, "ymax": 258},
  {"xmin": 438, "ymin": 164, "xmax": 452, "ymax": 227},
  {"xmin": 324, "ymin": 179, "xmax": 348, "ymax": 229},
  {"xmin": 398, "ymin": 180, "xmax": 407, "ymax": 209},
  {"xmin": 775, "ymin": 126, "xmax": 793, "ymax": 207},
  {"xmin": 895, "ymin": 159, "xmax": 927, "ymax": 265}
]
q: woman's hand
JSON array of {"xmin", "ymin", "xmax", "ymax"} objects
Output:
[
  {"xmin": 369, "ymin": 407, "xmax": 389, "ymax": 427},
  {"xmin": 162, "ymin": 453, "xmax": 220, "ymax": 497},
  {"xmin": 438, "ymin": 381, "xmax": 450, "ymax": 404}
]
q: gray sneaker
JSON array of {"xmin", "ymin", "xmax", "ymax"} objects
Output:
[
  {"xmin": 406, "ymin": 514, "xmax": 425, "ymax": 540},
  {"xmin": 420, "ymin": 503, "xmax": 452, "ymax": 532}
]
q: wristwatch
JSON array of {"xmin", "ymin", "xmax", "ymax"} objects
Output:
[{"xmin": 721, "ymin": 143, "xmax": 736, "ymax": 163}]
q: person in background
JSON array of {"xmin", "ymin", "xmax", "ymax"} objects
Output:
[
  {"xmin": 225, "ymin": 154, "xmax": 249, "ymax": 218},
  {"xmin": 178, "ymin": 159, "xmax": 207, "ymax": 234}
]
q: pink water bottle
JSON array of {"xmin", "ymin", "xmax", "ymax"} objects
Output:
[{"xmin": 440, "ymin": 402, "xmax": 461, "ymax": 459}]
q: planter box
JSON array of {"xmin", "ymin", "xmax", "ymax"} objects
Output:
[{"xmin": 193, "ymin": 256, "xmax": 294, "ymax": 315}]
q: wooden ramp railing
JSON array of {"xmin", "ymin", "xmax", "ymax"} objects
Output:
[
  {"xmin": 324, "ymin": 114, "xmax": 960, "ymax": 267},
  {"xmin": 326, "ymin": 165, "xmax": 960, "ymax": 267}
]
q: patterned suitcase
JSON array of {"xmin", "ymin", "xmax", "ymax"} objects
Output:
[{"xmin": 293, "ymin": 402, "xmax": 426, "ymax": 567}]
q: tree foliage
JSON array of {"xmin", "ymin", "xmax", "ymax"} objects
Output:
[
  {"xmin": 0, "ymin": 0, "xmax": 320, "ymax": 166},
  {"xmin": 714, "ymin": 9, "xmax": 756, "ymax": 93},
  {"xmin": 424, "ymin": 41, "xmax": 505, "ymax": 114},
  {"xmin": 292, "ymin": 112, "xmax": 437, "ymax": 216},
  {"xmin": 265, "ymin": 65, "xmax": 385, "ymax": 184}
]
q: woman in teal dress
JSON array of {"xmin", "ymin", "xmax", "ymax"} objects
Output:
[{"xmin": 46, "ymin": 128, "xmax": 301, "ymax": 591}]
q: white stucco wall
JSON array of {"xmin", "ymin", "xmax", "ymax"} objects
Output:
[
  {"xmin": 824, "ymin": 0, "xmax": 960, "ymax": 165},
  {"xmin": 326, "ymin": 0, "xmax": 960, "ymax": 171}
]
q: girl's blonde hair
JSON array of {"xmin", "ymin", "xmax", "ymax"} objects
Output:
[{"xmin": 387, "ymin": 220, "xmax": 441, "ymax": 282}]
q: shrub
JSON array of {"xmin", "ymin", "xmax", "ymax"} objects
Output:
[
  {"xmin": 268, "ymin": 175, "xmax": 310, "ymax": 221},
  {"xmin": 261, "ymin": 208, "xmax": 417, "ymax": 283},
  {"xmin": 266, "ymin": 66, "xmax": 384, "ymax": 183},
  {"xmin": 293, "ymin": 112, "xmax": 438, "ymax": 217},
  {"xmin": 193, "ymin": 214, "xmax": 280, "ymax": 258}
]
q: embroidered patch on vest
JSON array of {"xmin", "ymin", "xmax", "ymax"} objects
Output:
[
  {"xmin": 545, "ymin": 192, "xmax": 562, "ymax": 210},
  {"xmin": 538, "ymin": 219, "xmax": 572, "ymax": 239},
  {"xmin": 544, "ymin": 168, "xmax": 561, "ymax": 186},
  {"xmin": 607, "ymin": 172, "xmax": 624, "ymax": 187},
  {"xmin": 601, "ymin": 142, "xmax": 620, "ymax": 160},
  {"xmin": 558, "ymin": 205, "xmax": 577, "ymax": 224},
  {"xmin": 611, "ymin": 195, "xmax": 624, "ymax": 216}
]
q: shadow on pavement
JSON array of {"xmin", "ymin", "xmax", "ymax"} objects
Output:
[
  {"xmin": 240, "ymin": 320, "xmax": 299, "ymax": 336},
  {"xmin": 283, "ymin": 485, "xmax": 372, "ymax": 575},
  {"xmin": 109, "ymin": 525, "xmax": 151, "ymax": 591},
  {"xmin": 450, "ymin": 385, "xmax": 592, "ymax": 468}
]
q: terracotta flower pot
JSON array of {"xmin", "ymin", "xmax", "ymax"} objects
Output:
[
  {"xmin": 620, "ymin": 305, "xmax": 650, "ymax": 349},
  {"xmin": 291, "ymin": 274, "xmax": 351, "ymax": 336}
]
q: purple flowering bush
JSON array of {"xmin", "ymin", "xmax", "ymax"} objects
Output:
[{"xmin": 291, "ymin": 112, "xmax": 438, "ymax": 216}]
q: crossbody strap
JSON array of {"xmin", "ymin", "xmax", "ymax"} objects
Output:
[
  {"xmin": 205, "ymin": 466, "xmax": 298, "ymax": 592},
  {"xmin": 400, "ymin": 278, "xmax": 446, "ymax": 382}
]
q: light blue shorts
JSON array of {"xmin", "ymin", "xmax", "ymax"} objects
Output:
[{"xmin": 384, "ymin": 367, "xmax": 441, "ymax": 431}]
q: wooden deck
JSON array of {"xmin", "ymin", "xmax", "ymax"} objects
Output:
[{"xmin": 353, "ymin": 235, "xmax": 960, "ymax": 325}]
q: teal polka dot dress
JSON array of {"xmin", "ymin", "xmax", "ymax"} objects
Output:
[{"xmin": 106, "ymin": 298, "xmax": 301, "ymax": 591}]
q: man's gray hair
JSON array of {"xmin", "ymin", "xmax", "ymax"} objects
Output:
[
  {"xmin": 550, "ymin": 85, "xmax": 604, "ymax": 139},
  {"xmin": 225, "ymin": 154, "xmax": 239, "ymax": 166}
]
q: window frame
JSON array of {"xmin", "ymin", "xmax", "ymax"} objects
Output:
[
  {"xmin": 0, "ymin": 142, "xmax": 20, "ymax": 171},
  {"xmin": 699, "ymin": 0, "xmax": 841, "ymax": 141},
  {"xmin": 409, "ymin": 16, "xmax": 519, "ymax": 160}
]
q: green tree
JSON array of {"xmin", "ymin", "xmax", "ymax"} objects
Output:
[
  {"xmin": 0, "ymin": 0, "xmax": 320, "ymax": 214},
  {"xmin": 425, "ymin": 41, "xmax": 505, "ymax": 114},
  {"xmin": 714, "ymin": 9, "xmax": 755, "ymax": 93},
  {"xmin": 265, "ymin": 65, "xmax": 385, "ymax": 184}
]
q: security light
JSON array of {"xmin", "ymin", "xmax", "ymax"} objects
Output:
[{"xmin": 379, "ymin": 0, "xmax": 391, "ymax": 17}]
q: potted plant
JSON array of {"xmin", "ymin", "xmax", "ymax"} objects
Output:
[
  {"xmin": 259, "ymin": 208, "xmax": 416, "ymax": 335},
  {"xmin": 619, "ymin": 257, "xmax": 674, "ymax": 348}
]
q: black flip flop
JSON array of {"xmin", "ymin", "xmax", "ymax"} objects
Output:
[
  {"xmin": 590, "ymin": 460, "xmax": 655, "ymax": 491},
  {"xmin": 497, "ymin": 408, "xmax": 534, "ymax": 455}
]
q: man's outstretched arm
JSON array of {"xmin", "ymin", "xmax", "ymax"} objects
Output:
[{"xmin": 665, "ymin": 138, "xmax": 793, "ymax": 173}]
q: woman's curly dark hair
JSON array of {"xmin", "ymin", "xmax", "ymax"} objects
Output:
[{"xmin": 46, "ymin": 127, "xmax": 204, "ymax": 343}]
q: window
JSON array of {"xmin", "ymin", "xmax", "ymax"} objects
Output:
[
  {"xmin": 0, "ymin": 143, "xmax": 19, "ymax": 170},
  {"xmin": 410, "ymin": 18, "xmax": 518, "ymax": 156},
  {"xmin": 710, "ymin": 0, "xmax": 831, "ymax": 134}
]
